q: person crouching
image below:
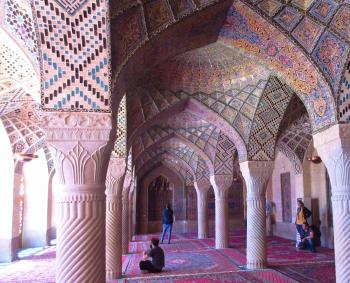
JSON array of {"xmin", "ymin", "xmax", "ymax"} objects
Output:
[{"xmin": 139, "ymin": 238, "xmax": 165, "ymax": 273}]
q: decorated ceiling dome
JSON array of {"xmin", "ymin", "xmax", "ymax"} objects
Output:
[{"xmin": 152, "ymin": 42, "xmax": 270, "ymax": 94}]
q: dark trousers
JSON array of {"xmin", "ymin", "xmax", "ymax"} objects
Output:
[
  {"xmin": 296, "ymin": 224, "xmax": 304, "ymax": 237},
  {"xmin": 139, "ymin": 260, "xmax": 161, "ymax": 273}
]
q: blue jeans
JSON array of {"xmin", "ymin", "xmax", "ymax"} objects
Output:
[
  {"xmin": 305, "ymin": 239, "xmax": 315, "ymax": 252},
  {"xmin": 161, "ymin": 224, "xmax": 172, "ymax": 243}
]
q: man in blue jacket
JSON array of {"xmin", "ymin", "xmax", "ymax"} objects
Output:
[{"xmin": 160, "ymin": 203, "xmax": 174, "ymax": 244}]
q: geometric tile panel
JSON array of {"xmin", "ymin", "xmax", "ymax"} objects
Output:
[
  {"xmin": 168, "ymin": 0, "xmax": 196, "ymax": 19},
  {"xmin": 154, "ymin": 42, "xmax": 270, "ymax": 95},
  {"xmin": 277, "ymin": 113, "xmax": 312, "ymax": 174},
  {"xmin": 274, "ymin": 6, "xmax": 303, "ymax": 32},
  {"xmin": 331, "ymin": 5, "xmax": 350, "ymax": 42},
  {"xmin": 33, "ymin": 0, "xmax": 110, "ymax": 111},
  {"xmin": 312, "ymin": 31, "xmax": 349, "ymax": 95},
  {"xmin": 292, "ymin": 17, "xmax": 324, "ymax": 53},
  {"xmin": 258, "ymin": 0, "xmax": 282, "ymax": 17},
  {"xmin": 338, "ymin": 61, "xmax": 350, "ymax": 123},
  {"xmin": 214, "ymin": 133, "xmax": 236, "ymax": 175},
  {"xmin": 0, "ymin": 102, "xmax": 45, "ymax": 155},
  {"xmin": 112, "ymin": 4, "xmax": 147, "ymax": 68},
  {"xmin": 144, "ymin": 0, "xmax": 174, "ymax": 33},
  {"xmin": 248, "ymin": 77, "xmax": 293, "ymax": 160},
  {"xmin": 309, "ymin": 0, "xmax": 339, "ymax": 24},
  {"xmin": 219, "ymin": 0, "xmax": 338, "ymax": 130},
  {"xmin": 0, "ymin": 87, "xmax": 34, "ymax": 117},
  {"xmin": 3, "ymin": 0, "xmax": 39, "ymax": 65},
  {"xmin": 114, "ymin": 95, "xmax": 127, "ymax": 158}
]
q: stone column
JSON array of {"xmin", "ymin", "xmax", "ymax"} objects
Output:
[
  {"xmin": 210, "ymin": 175, "xmax": 233, "ymax": 249},
  {"xmin": 42, "ymin": 112, "xmax": 113, "ymax": 283},
  {"xmin": 105, "ymin": 158, "xmax": 126, "ymax": 280},
  {"xmin": 122, "ymin": 172, "xmax": 132, "ymax": 254},
  {"xmin": 194, "ymin": 178, "xmax": 210, "ymax": 239},
  {"xmin": 128, "ymin": 181, "xmax": 135, "ymax": 241},
  {"xmin": 240, "ymin": 161, "xmax": 274, "ymax": 270},
  {"xmin": 313, "ymin": 124, "xmax": 350, "ymax": 283}
]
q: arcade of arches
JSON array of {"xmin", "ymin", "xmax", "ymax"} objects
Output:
[{"xmin": 1, "ymin": 0, "xmax": 350, "ymax": 282}]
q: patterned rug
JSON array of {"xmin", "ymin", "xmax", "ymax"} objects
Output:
[{"xmin": 0, "ymin": 230, "xmax": 335, "ymax": 283}]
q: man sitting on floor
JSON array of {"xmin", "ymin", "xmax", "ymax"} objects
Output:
[
  {"xmin": 139, "ymin": 238, "xmax": 165, "ymax": 273},
  {"xmin": 300, "ymin": 223, "xmax": 316, "ymax": 252}
]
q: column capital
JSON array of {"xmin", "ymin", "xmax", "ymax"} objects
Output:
[
  {"xmin": 194, "ymin": 178, "xmax": 211, "ymax": 193},
  {"xmin": 240, "ymin": 161, "xmax": 274, "ymax": 197},
  {"xmin": 42, "ymin": 112, "xmax": 112, "ymax": 143},
  {"xmin": 106, "ymin": 157, "xmax": 126, "ymax": 196},
  {"xmin": 313, "ymin": 124, "xmax": 350, "ymax": 196},
  {"xmin": 210, "ymin": 174, "xmax": 233, "ymax": 198},
  {"xmin": 122, "ymin": 172, "xmax": 132, "ymax": 199}
]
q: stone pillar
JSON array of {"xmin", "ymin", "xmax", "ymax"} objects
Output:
[
  {"xmin": 194, "ymin": 178, "xmax": 210, "ymax": 239},
  {"xmin": 240, "ymin": 161, "xmax": 274, "ymax": 270},
  {"xmin": 210, "ymin": 175, "xmax": 233, "ymax": 249},
  {"xmin": 42, "ymin": 112, "xmax": 112, "ymax": 283},
  {"xmin": 313, "ymin": 124, "xmax": 350, "ymax": 283},
  {"xmin": 122, "ymin": 173, "xmax": 132, "ymax": 254},
  {"xmin": 105, "ymin": 158, "xmax": 126, "ymax": 280},
  {"xmin": 128, "ymin": 181, "xmax": 135, "ymax": 241}
]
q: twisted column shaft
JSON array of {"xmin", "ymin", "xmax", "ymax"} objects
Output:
[
  {"xmin": 210, "ymin": 175, "xmax": 232, "ymax": 249},
  {"xmin": 240, "ymin": 161, "xmax": 274, "ymax": 270},
  {"xmin": 128, "ymin": 189, "xmax": 134, "ymax": 241},
  {"xmin": 105, "ymin": 158, "xmax": 126, "ymax": 280},
  {"xmin": 42, "ymin": 112, "xmax": 112, "ymax": 283},
  {"xmin": 106, "ymin": 194, "xmax": 122, "ymax": 279},
  {"xmin": 314, "ymin": 124, "xmax": 350, "ymax": 283},
  {"xmin": 122, "ymin": 196, "xmax": 129, "ymax": 254},
  {"xmin": 214, "ymin": 197, "xmax": 229, "ymax": 248},
  {"xmin": 197, "ymin": 189, "xmax": 209, "ymax": 239},
  {"xmin": 57, "ymin": 190, "xmax": 106, "ymax": 283}
]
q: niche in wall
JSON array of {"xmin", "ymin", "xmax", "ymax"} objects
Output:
[
  {"xmin": 148, "ymin": 176, "xmax": 173, "ymax": 221},
  {"xmin": 281, "ymin": 172, "xmax": 292, "ymax": 223}
]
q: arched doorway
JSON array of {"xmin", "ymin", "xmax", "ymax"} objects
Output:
[{"xmin": 147, "ymin": 175, "xmax": 174, "ymax": 233}]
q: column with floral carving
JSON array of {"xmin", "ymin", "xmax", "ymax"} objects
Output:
[
  {"xmin": 240, "ymin": 161, "xmax": 274, "ymax": 269},
  {"xmin": 194, "ymin": 178, "xmax": 211, "ymax": 239},
  {"xmin": 105, "ymin": 158, "xmax": 126, "ymax": 280},
  {"xmin": 42, "ymin": 113, "xmax": 113, "ymax": 283},
  {"xmin": 122, "ymin": 172, "xmax": 132, "ymax": 254},
  {"xmin": 314, "ymin": 124, "xmax": 350, "ymax": 283},
  {"xmin": 210, "ymin": 175, "xmax": 232, "ymax": 249}
]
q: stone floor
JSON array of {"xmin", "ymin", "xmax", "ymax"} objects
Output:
[{"xmin": 0, "ymin": 229, "xmax": 335, "ymax": 282}]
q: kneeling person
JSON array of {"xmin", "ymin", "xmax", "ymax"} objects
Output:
[
  {"xmin": 301, "ymin": 223, "xmax": 316, "ymax": 252},
  {"xmin": 139, "ymin": 238, "xmax": 165, "ymax": 273}
]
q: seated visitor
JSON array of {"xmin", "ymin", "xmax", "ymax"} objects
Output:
[
  {"xmin": 300, "ymin": 223, "xmax": 316, "ymax": 252},
  {"xmin": 139, "ymin": 238, "xmax": 165, "ymax": 273}
]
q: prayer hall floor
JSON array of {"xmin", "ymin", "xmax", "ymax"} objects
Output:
[{"xmin": 0, "ymin": 229, "xmax": 335, "ymax": 282}]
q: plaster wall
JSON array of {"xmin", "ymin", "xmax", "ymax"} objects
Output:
[
  {"xmin": 268, "ymin": 148, "xmax": 334, "ymax": 248},
  {"xmin": 21, "ymin": 149, "xmax": 49, "ymax": 248}
]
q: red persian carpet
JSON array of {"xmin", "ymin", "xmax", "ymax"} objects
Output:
[{"xmin": 0, "ymin": 230, "xmax": 335, "ymax": 283}]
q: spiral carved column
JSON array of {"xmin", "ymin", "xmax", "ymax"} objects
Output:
[
  {"xmin": 128, "ymin": 185, "xmax": 135, "ymax": 241},
  {"xmin": 210, "ymin": 175, "xmax": 232, "ymax": 249},
  {"xmin": 42, "ymin": 112, "xmax": 113, "ymax": 283},
  {"xmin": 194, "ymin": 179, "xmax": 210, "ymax": 239},
  {"xmin": 122, "ymin": 173, "xmax": 132, "ymax": 254},
  {"xmin": 314, "ymin": 124, "xmax": 350, "ymax": 283},
  {"xmin": 240, "ymin": 161, "xmax": 274, "ymax": 270},
  {"xmin": 105, "ymin": 158, "xmax": 126, "ymax": 280}
]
